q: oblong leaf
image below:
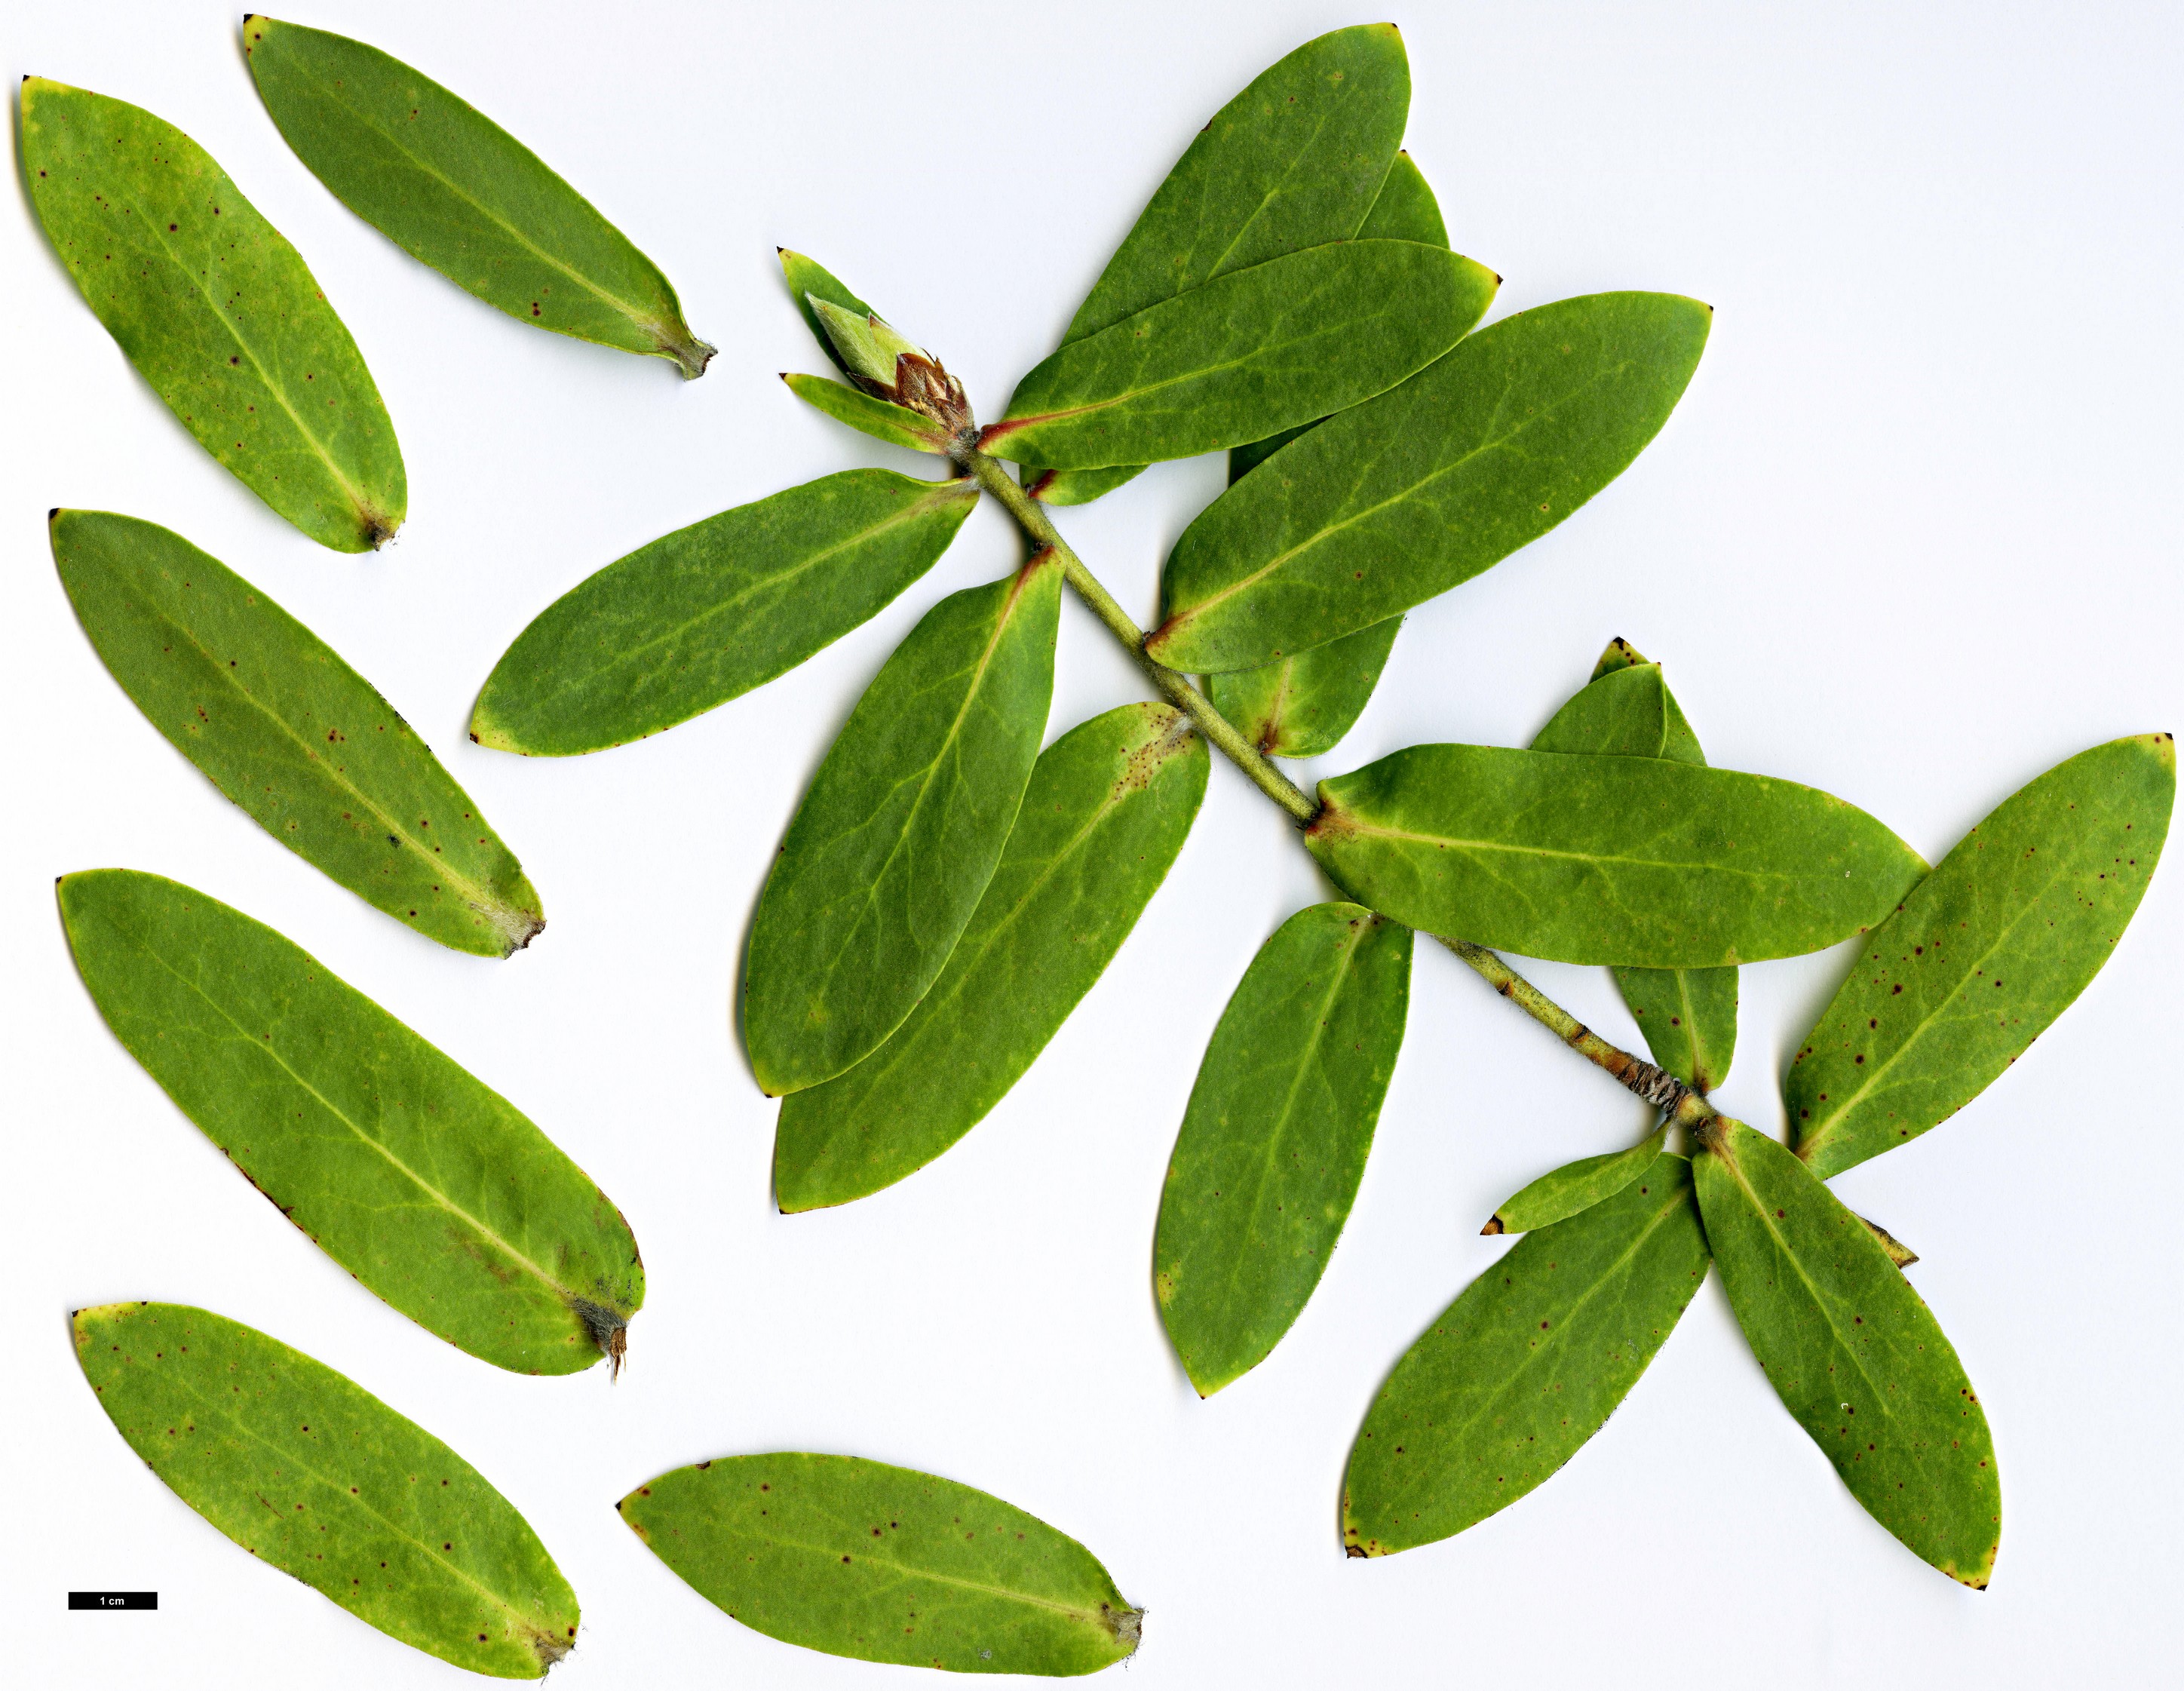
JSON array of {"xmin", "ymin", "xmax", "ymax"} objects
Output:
[
  {"xmin": 1793, "ymin": 733, "xmax": 2173, "ymax": 1178},
  {"xmin": 785, "ymin": 373, "xmax": 953, "ymax": 453},
  {"xmin": 619, "ymin": 1453, "xmax": 1140, "ymax": 1676},
  {"xmin": 60, "ymin": 871, "xmax": 643, "ymax": 1374},
  {"xmin": 1207, "ymin": 615, "xmax": 1401, "ymax": 760},
  {"xmin": 1484, "ymin": 1125, "xmax": 1667, "ymax": 1235},
  {"xmin": 1694, "ymin": 1120, "xmax": 2000, "ymax": 1586},
  {"xmin": 22, "ymin": 79, "xmax": 405, "ymax": 551},
  {"xmin": 1226, "ymin": 149, "xmax": 1450, "ymax": 486},
  {"xmin": 1154, "ymin": 903, "xmax": 1413, "ymax": 1395},
  {"xmin": 1342, "ymin": 1152, "xmax": 1708, "ymax": 1555},
  {"xmin": 781, "ymin": 247, "xmax": 876, "ymax": 376},
  {"xmin": 744, "ymin": 556, "xmax": 1063, "ymax": 1096},
  {"xmin": 55, "ymin": 510, "xmax": 542, "ymax": 957},
  {"xmin": 983, "ymin": 241, "xmax": 1498, "ymax": 471},
  {"xmin": 1149, "ymin": 293, "xmax": 1710, "ymax": 674},
  {"xmin": 1307, "ymin": 744, "xmax": 1926, "ymax": 968},
  {"xmin": 1024, "ymin": 25, "xmax": 1411, "ymax": 506},
  {"xmin": 1532, "ymin": 642, "xmax": 1735, "ymax": 1089},
  {"xmin": 776, "ymin": 704, "xmax": 1207, "ymax": 1210},
  {"xmin": 75, "ymin": 1302, "xmax": 578, "ymax": 1677},
  {"xmin": 245, "ymin": 16, "xmax": 712, "ymax": 377},
  {"xmin": 471, "ymin": 470, "xmax": 977, "ymax": 756}
]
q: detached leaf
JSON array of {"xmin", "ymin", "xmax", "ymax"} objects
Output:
[
  {"xmin": 1155, "ymin": 904, "xmax": 1412, "ymax": 1395},
  {"xmin": 1342, "ymin": 1152, "xmax": 1708, "ymax": 1555},
  {"xmin": 1793, "ymin": 734, "xmax": 2173, "ymax": 1178},
  {"xmin": 621, "ymin": 1453, "xmax": 1140, "ymax": 1675},
  {"xmin": 1150, "ymin": 293, "xmax": 1710, "ymax": 674},
  {"xmin": 1024, "ymin": 24, "xmax": 1410, "ymax": 505},
  {"xmin": 21, "ymin": 78, "xmax": 404, "ymax": 551},
  {"xmin": 1308, "ymin": 744, "xmax": 1926, "ymax": 968},
  {"xmin": 76, "ymin": 1302, "xmax": 579, "ymax": 1677},
  {"xmin": 471, "ymin": 471, "xmax": 977, "ymax": 756},
  {"xmin": 1485, "ymin": 1125, "xmax": 1666, "ymax": 1235},
  {"xmin": 744, "ymin": 557, "xmax": 1063, "ymax": 1096},
  {"xmin": 60, "ymin": 871, "xmax": 643, "ymax": 1375},
  {"xmin": 984, "ymin": 241, "xmax": 1497, "ymax": 471},
  {"xmin": 1227, "ymin": 150, "xmax": 1451, "ymax": 486},
  {"xmin": 245, "ymin": 16, "xmax": 712, "ymax": 377},
  {"xmin": 1694, "ymin": 1120, "xmax": 1999, "ymax": 1587},
  {"xmin": 55, "ymin": 511, "xmax": 541, "ymax": 957},
  {"xmin": 1207, "ymin": 615, "xmax": 1401, "ymax": 760},
  {"xmin": 1532, "ymin": 640, "xmax": 1735, "ymax": 1090},
  {"xmin": 777, "ymin": 704, "xmax": 1207, "ymax": 1211}
]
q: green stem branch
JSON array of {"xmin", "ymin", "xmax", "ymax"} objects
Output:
[{"xmin": 956, "ymin": 445, "xmax": 1714, "ymax": 1129}]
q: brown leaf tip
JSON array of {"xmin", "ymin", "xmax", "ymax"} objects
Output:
[
  {"xmin": 1480, "ymin": 1217, "xmax": 1505, "ymax": 1235},
  {"xmin": 1102, "ymin": 1604, "xmax": 1144, "ymax": 1653}
]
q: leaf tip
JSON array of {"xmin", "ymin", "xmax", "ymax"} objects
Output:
[{"xmin": 1480, "ymin": 1216, "xmax": 1504, "ymax": 1235}]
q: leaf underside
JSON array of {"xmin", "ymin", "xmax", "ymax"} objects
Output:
[
  {"xmin": 1791, "ymin": 733, "xmax": 2173, "ymax": 1178},
  {"xmin": 60, "ymin": 871, "xmax": 643, "ymax": 1373},
  {"xmin": 1487, "ymin": 1125, "xmax": 1667, "ymax": 1235},
  {"xmin": 76, "ymin": 1302, "xmax": 578, "ymax": 1677},
  {"xmin": 1208, "ymin": 615, "xmax": 1403, "ymax": 762},
  {"xmin": 777, "ymin": 704, "xmax": 1207, "ymax": 1210},
  {"xmin": 245, "ymin": 16, "xmax": 712, "ymax": 376},
  {"xmin": 21, "ymin": 78, "xmax": 404, "ymax": 551},
  {"xmin": 619, "ymin": 1453, "xmax": 1140, "ymax": 1676},
  {"xmin": 1343, "ymin": 1153, "xmax": 1709, "ymax": 1554},
  {"xmin": 1694, "ymin": 1121, "xmax": 2000, "ymax": 1586},
  {"xmin": 55, "ymin": 511, "xmax": 541, "ymax": 956}
]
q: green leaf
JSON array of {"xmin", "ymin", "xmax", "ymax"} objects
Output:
[
  {"xmin": 983, "ymin": 241, "xmax": 1498, "ymax": 471},
  {"xmin": 1531, "ymin": 641, "xmax": 1735, "ymax": 1090},
  {"xmin": 780, "ymin": 248, "xmax": 876, "ymax": 376},
  {"xmin": 784, "ymin": 373, "xmax": 953, "ymax": 453},
  {"xmin": 1207, "ymin": 615, "xmax": 1401, "ymax": 760},
  {"xmin": 1792, "ymin": 733, "xmax": 2174, "ymax": 1179},
  {"xmin": 776, "ymin": 704, "xmax": 1207, "ymax": 1211},
  {"xmin": 75, "ymin": 1302, "xmax": 578, "ymax": 1676},
  {"xmin": 1341, "ymin": 1152, "xmax": 1708, "ymax": 1556},
  {"xmin": 54, "ymin": 511, "xmax": 541, "ymax": 957},
  {"xmin": 471, "ymin": 471, "xmax": 977, "ymax": 756},
  {"xmin": 21, "ymin": 78, "xmax": 405, "ymax": 552},
  {"xmin": 619, "ymin": 1453, "xmax": 1140, "ymax": 1676},
  {"xmin": 1022, "ymin": 24, "xmax": 1411, "ymax": 507},
  {"xmin": 1306, "ymin": 744, "xmax": 1926, "ymax": 968},
  {"xmin": 60, "ymin": 871, "xmax": 643, "ymax": 1374},
  {"xmin": 1693, "ymin": 1119, "xmax": 2000, "ymax": 1586},
  {"xmin": 1226, "ymin": 150, "xmax": 1451, "ymax": 486},
  {"xmin": 744, "ymin": 557, "xmax": 1063, "ymax": 1096},
  {"xmin": 244, "ymin": 16, "xmax": 711, "ymax": 378},
  {"xmin": 1149, "ymin": 293, "xmax": 1710, "ymax": 674},
  {"xmin": 1484, "ymin": 1126, "xmax": 1667, "ymax": 1235},
  {"xmin": 1153, "ymin": 904, "xmax": 1412, "ymax": 1396}
]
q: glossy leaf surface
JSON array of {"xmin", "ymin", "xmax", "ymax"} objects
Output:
[
  {"xmin": 785, "ymin": 373, "xmax": 952, "ymax": 453},
  {"xmin": 744, "ymin": 557, "xmax": 1063, "ymax": 1096},
  {"xmin": 56, "ymin": 511, "xmax": 541, "ymax": 956},
  {"xmin": 1342, "ymin": 1152, "xmax": 1707, "ymax": 1554},
  {"xmin": 985, "ymin": 241, "xmax": 1497, "ymax": 471},
  {"xmin": 61, "ymin": 872, "xmax": 643, "ymax": 1374},
  {"xmin": 1227, "ymin": 150, "xmax": 1449, "ymax": 485},
  {"xmin": 777, "ymin": 704, "xmax": 1207, "ymax": 1210},
  {"xmin": 1308, "ymin": 744, "xmax": 1925, "ymax": 968},
  {"xmin": 1155, "ymin": 904, "xmax": 1412, "ymax": 1395},
  {"xmin": 619, "ymin": 1453, "xmax": 1140, "ymax": 1675},
  {"xmin": 1151, "ymin": 293, "xmax": 1710, "ymax": 673},
  {"xmin": 246, "ymin": 16, "xmax": 712, "ymax": 377},
  {"xmin": 1695, "ymin": 1120, "xmax": 2000, "ymax": 1586},
  {"xmin": 22, "ymin": 78, "xmax": 404, "ymax": 551},
  {"xmin": 471, "ymin": 471, "xmax": 977, "ymax": 756},
  {"xmin": 1208, "ymin": 615, "xmax": 1401, "ymax": 760},
  {"xmin": 1485, "ymin": 1126, "xmax": 1666, "ymax": 1235},
  {"xmin": 1026, "ymin": 24, "xmax": 1409, "ymax": 505},
  {"xmin": 1791, "ymin": 734, "xmax": 2173, "ymax": 1177},
  {"xmin": 76, "ymin": 1302, "xmax": 578, "ymax": 1677},
  {"xmin": 1532, "ymin": 642, "xmax": 1736, "ymax": 1089}
]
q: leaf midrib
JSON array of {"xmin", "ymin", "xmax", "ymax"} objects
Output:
[
  {"xmin": 730, "ymin": 1522, "xmax": 1115, "ymax": 1631},
  {"xmin": 123, "ymin": 923, "xmax": 586, "ymax": 1317},
  {"xmin": 1329, "ymin": 812, "xmax": 1824, "ymax": 886}
]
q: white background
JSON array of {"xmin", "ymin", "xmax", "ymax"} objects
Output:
[{"xmin": 4, "ymin": 2, "xmax": 2179, "ymax": 1685}]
